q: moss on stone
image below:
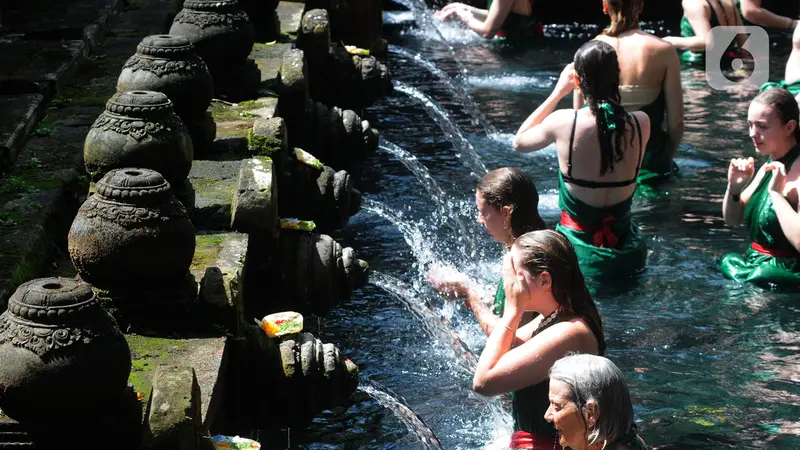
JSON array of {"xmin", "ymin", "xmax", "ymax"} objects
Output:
[
  {"xmin": 247, "ymin": 128, "xmax": 281, "ymax": 157},
  {"xmin": 192, "ymin": 234, "xmax": 226, "ymax": 270},
  {"xmin": 126, "ymin": 334, "xmax": 191, "ymax": 401}
]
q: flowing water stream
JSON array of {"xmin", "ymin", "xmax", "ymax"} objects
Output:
[{"xmin": 290, "ymin": 2, "xmax": 800, "ymax": 449}]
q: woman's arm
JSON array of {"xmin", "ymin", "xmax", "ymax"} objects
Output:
[
  {"xmin": 664, "ymin": 0, "xmax": 712, "ymax": 52},
  {"xmin": 513, "ymin": 63, "xmax": 575, "ymax": 152},
  {"xmin": 472, "ymin": 318, "xmax": 593, "ymax": 396},
  {"xmin": 723, "ymin": 160, "xmax": 763, "ymax": 226},
  {"xmin": 741, "ymin": 0, "xmax": 799, "ymax": 29},
  {"xmin": 453, "ymin": 0, "xmax": 514, "ymax": 38},
  {"xmin": 662, "ymin": 46, "xmax": 685, "ymax": 157},
  {"xmin": 766, "ymin": 163, "xmax": 800, "ymax": 251}
]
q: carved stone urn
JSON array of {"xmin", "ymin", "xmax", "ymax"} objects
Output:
[
  {"xmin": 0, "ymin": 277, "xmax": 132, "ymax": 425},
  {"xmin": 117, "ymin": 35, "xmax": 213, "ymax": 123},
  {"xmin": 84, "ymin": 91, "xmax": 193, "ymax": 189},
  {"xmin": 169, "ymin": 0, "xmax": 255, "ymax": 81},
  {"xmin": 68, "ymin": 168, "xmax": 196, "ymax": 291}
]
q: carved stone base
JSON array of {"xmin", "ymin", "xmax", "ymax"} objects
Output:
[
  {"xmin": 96, "ymin": 273, "xmax": 200, "ymax": 333},
  {"xmin": 213, "ymin": 59, "xmax": 262, "ymax": 102},
  {"xmin": 173, "ymin": 178, "xmax": 196, "ymax": 212},
  {"xmin": 186, "ymin": 110, "xmax": 217, "ymax": 157}
]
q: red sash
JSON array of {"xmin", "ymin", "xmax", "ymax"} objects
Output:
[
  {"xmin": 751, "ymin": 242, "xmax": 797, "ymax": 258},
  {"xmin": 560, "ymin": 211, "xmax": 619, "ymax": 248},
  {"xmin": 510, "ymin": 431, "xmax": 563, "ymax": 449}
]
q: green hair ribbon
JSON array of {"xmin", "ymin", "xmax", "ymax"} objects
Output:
[{"xmin": 598, "ymin": 101, "xmax": 617, "ymax": 131}]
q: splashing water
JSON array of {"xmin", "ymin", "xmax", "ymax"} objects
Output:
[
  {"xmin": 461, "ymin": 73, "xmax": 557, "ymax": 93},
  {"xmin": 371, "ymin": 271, "xmax": 479, "ymax": 376},
  {"xmin": 393, "ymin": 81, "xmax": 488, "ymax": 177},
  {"xmin": 359, "ymin": 379, "xmax": 446, "ymax": 450},
  {"xmin": 379, "ymin": 138, "xmax": 477, "ymax": 254},
  {"xmin": 389, "ymin": 45, "xmax": 499, "ymax": 136}
]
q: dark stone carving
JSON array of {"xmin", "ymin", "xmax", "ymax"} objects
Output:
[
  {"xmin": 118, "ymin": 35, "xmax": 214, "ymax": 123},
  {"xmin": 239, "ymin": 0, "xmax": 280, "ymax": 43},
  {"xmin": 84, "ymin": 91, "xmax": 193, "ymax": 189},
  {"xmin": 68, "ymin": 168, "xmax": 196, "ymax": 291},
  {"xmin": 168, "ymin": 0, "xmax": 258, "ymax": 99},
  {"xmin": 0, "ymin": 278, "xmax": 132, "ymax": 426}
]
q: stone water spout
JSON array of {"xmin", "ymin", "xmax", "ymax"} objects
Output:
[
  {"xmin": 276, "ymin": 49, "xmax": 380, "ymax": 175},
  {"xmin": 117, "ymin": 34, "xmax": 217, "ymax": 154},
  {"xmin": 249, "ymin": 117, "xmax": 361, "ymax": 231},
  {"xmin": 169, "ymin": 0, "xmax": 260, "ymax": 100},
  {"xmin": 295, "ymin": 10, "xmax": 391, "ymax": 109},
  {"xmin": 0, "ymin": 278, "xmax": 140, "ymax": 443},
  {"xmin": 236, "ymin": 325, "xmax": 360, "ymax": 428},
  {"xmin": 305, "ymin": 0, "xmax": 387, "ymax": 56}
]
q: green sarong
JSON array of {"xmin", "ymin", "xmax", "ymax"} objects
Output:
[
  {"xmin": 556, "ymin": 173, "xmax": 647, "ymax": 278},
  {"xmin": 491, "ymin": 277, "xmax": 505, "ymax": 316},
  {"xmin": 487, "ymin": 0, "xmax": 535, "ymax": 38},
  {"xmin": 721, "ymin": 145, "xmax": 800, "ymax": 286},
  {"xmin": 634, "ymin": 89, "xmax": 678, "ymax": 187},
  {"xmin": 678, "ymin": 1, "xmax": 742, "ymax": 64}
]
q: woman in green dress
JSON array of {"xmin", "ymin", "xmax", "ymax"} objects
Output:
[
  {"xmin": 662, "ymin": 0, "xmax": 746, "ymax": 64},
  {"xmin": 577, "ymin": 0, "xmax": 683, "ymax": 187},
  {"xmin": 722, "ymin": 88, "xmax": 800, "ymax": 287},
  {"xmin": 433, "ymin": 0, "xmax": 537, "ymax": 39},
  {"xmin": 427, "ymin": 167, "xmax": 546, "ymax": 333},
  {"xmin": 472, "ymin": 230, "xmax": 605, "ymax": 449},
  {"xmin": 514, "ymin": 40, "xmax": 650, "ymax": 278},
  {"xmin": 545, "ymin": 354, "xmax": 647, "ymax": 450}
]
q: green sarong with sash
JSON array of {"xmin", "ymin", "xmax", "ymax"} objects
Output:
[
  {"xmin": 556, "ymin": 173, "xmax": 647, "ymax": 278},
  {"xmin": 721, "ymin": 145, "xmax": 800, "ymax": 286}
]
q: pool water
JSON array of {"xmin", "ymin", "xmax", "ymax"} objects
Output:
[{"xmin": 286, "ymin": 6, "xmax": 800, "ymax": 450}]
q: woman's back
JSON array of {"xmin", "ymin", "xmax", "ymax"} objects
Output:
[
  {"xmin": 596, "ymin": 31, "xmax": 673, "ymax": 87},
  {"xmin": 557, "ymin": 109, "xmax": 650, "ymax": 208}
]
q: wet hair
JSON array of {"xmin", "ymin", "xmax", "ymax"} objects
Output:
[
  {"xmin": 477, "ymin": 167, "xmax": 547, "ymax": 248},
  {"xmin": 549, "ymin": 354, "xmax": 635, "ymax": 446},
  {"xmin": 512, "ymin": 230, "xmax": 605, "ymax": 354},
  {"xmin": 753, "ymin": 88, "xmax": 800, "ymax": 142},
  {"xmin": 574, "ymin": 40, "xmax": 634, "ymax": 176},
  {"xmin": 602, "ymin": 0, "xmax": 643, "ymax": 36}
]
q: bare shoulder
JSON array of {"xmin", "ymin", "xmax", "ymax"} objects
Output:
[
  {"xmin": 631, "ymin": 110, "xmax": 651, "ymax": 129},
  {"xmin": 536, "ymin": 316, "xmax": 599, "ymax": 352}
]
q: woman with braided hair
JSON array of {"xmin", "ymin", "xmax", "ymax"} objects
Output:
[{"xmin": 513, "ymin": 40, "xmax": 650, "ymax": 278}]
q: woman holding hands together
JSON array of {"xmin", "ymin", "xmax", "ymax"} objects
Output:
[{"xmin": 722, "ymin": 88, "xmax": 800, "ymax": 286}]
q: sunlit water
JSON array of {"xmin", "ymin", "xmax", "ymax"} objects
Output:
[{"xmin": 291, "ymin": 2, "xmax": 800, "ymax": 449}]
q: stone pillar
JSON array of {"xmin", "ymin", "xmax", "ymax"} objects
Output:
[
  {"xmin": 142, "ymin": 365, "xmax": 214, "ymax": 450},
  {"xmin": 169, "ymin": 0, "xmax": 261, "ymax": 101},
  {"xmin": 240, "ymin": 0, "xmax": 281, "ymax": 43}
]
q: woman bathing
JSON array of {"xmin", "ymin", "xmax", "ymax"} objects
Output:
[
  {"xmin": 722, "ymin": 88, "xmax": 800, "ymax": 286},
  {"xmin": 433, "ymin": 0, "xmax": 538, "ymax": 39},
  {"xmin": 472, "ymin": 230, "xmax": 605, "ymax": 449},
  {"xmin": 583, "ymin": 0, "xmax": 683, "ymax": 186},
  {"xmin": 546, "ymin": 354, "xmax": 647, "ymax": 450},
  {"xmin": 514, "ymin": 40, "xmax": 650, "ymax": 278},
  {"xmin": 428, "ymin": 167, "xmax": 546, "ymax": 334}
]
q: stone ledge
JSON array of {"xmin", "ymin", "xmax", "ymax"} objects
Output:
[
  {"xmin": 277, "ymin": 1, "xmax": 306, "ymax": 35},
  {"xmin": 0, "ymin": 94, "xmax": 46, "ymax": 176},
  {"xmin": 0, "ymin": 0, "xmax": 125, "ymax": 173},
  {"xmin": 127, "ymin": 334, "xmax": 227, "ymax": 427}
]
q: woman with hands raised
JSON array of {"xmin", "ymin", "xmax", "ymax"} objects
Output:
[
  {"xmin": 513, "ymin": 40, "xmax": 650, "ymax": 278},
  {"xmin": 722, "ymin": 88, "xmax": 800, "ymax": 286},
  {"xmin": 472, "ymin": 230, "xmax": 605, "ymax": 449}
]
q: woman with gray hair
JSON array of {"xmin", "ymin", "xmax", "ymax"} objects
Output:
[{"xmin": 545, "ymin": 354, "xmax": 647, "ymax": 450}]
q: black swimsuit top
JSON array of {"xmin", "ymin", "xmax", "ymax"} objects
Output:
[{"xmin": 561, "ymin": 111, "xmax": 643, "ymax": 189}]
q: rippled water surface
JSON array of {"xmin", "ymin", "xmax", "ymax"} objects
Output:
[{"xmin": 288, "ymin": 4, "xmax": 799, "ymax": 449}]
